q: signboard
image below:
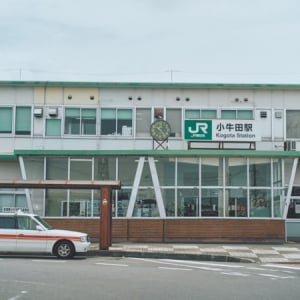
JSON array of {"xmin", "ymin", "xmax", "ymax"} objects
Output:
[{"xmin": 184, "ymin": 120, "xmax": 260, "ymax": 141}]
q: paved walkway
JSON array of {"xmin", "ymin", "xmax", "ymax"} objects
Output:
[{"xmin": 89, "ymin": 242, "xmax": 300, "ymax": 264}]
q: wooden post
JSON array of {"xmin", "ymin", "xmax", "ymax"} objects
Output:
[{"xmin": 100, "ymin": 187, "xmax": 112, "ymax": 250}]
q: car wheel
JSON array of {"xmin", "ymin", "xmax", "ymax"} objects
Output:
[{"xmin": 54, "ymin": 240, "xmax": 75, "ymax": 259}]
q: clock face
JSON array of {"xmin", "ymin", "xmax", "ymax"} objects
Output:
[{"xmin": 150, "ymin": 120, "xmax": 171, "ymax": 141}]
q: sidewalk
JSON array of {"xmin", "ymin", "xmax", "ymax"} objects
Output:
[{"xmin": 88, "ymin": 242, "xmax": 300, "ymax": 264}]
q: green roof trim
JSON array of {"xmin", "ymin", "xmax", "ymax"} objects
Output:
[
  {"xmin": 1, "ymin": 80, "xmax": 300, "ymax": 89},
  {"xmin": 14, "ymin": 149, "xmax": 300, "ymax": 158},
  {"xmin": 0, "ymin": 153, "xmax": 17, "ymax": 159}
]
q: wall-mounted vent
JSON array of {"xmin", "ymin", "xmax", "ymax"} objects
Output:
[
  {"xmin": 33, "ymin": 108, "xmax": 43, "ymax": 117},
  {"xmin": 275, "ymin": 111, "xmax": 283, "ymax": 119},
  {"xmin": 48, "ymin": 107, "xmax": 58, "ymax": 117},
  {"xmin": 260, "ymin": 111, "xmax": 267, "ymax": 118}
]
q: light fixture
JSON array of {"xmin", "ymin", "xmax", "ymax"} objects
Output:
[
  {"xmin": 244, "ymin": 98, "xmax": 248, "ymax": 102},
  {"xmin": 68, "ymin": 95, "xmax": 72, "ymax": 100},
  {"xmin": 185, "ymin": 97, "xmax": 190, "ymax": 102},
  {"xmin": 128, "ymin": 96, "xmax": 133, "ymax": 100},
  {"xmin": 176, "ymin": 97, "xmax": 180, "ymax": 101},
  {"xmin": 235, "ymin": 98, "xmax": 239, "ymax": 102},
  {"xmin": 137, "ymin": 97, "xmax": 142, "ymax": 101},
  {"xmin": 90, "ymin": 96, "xmax": 95, "ymax": 100}
]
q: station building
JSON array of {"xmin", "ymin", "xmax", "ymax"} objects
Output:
[{"xmin": 0, "ymin": 80, "xmax": 300, "ymax": 242}]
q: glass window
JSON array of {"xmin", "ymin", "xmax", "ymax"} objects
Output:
[
  {"xmin": 15, "ymin": 106, "xmax": 31, "ymax": 135},
  {"xmin": 70, "ymin": 158, "xmax": 92, "ymax": 180},
  {"xmin": 221, "ymin": 110, "xmax": 236, "ymax": 119},
  {"xmin": 286, "ymin": 110, "xmax": 300, "ymax": 138},
  {"xmin": 226, "ymin": 158, "xmax": 247, "ymax": 186},
  {"xmin": 45, "ymin": 189, "xmax": 68, "ymax": 216},
  {"xmin": 117, "ymin": 189, "xmax": 131, "ymax": 217},
  {"xmin": 17, "ymin": 216, "xmax": 37, "ymax": 230},
  {"xmin": 166, "ymin": 108, "xmax": 181, "ymax": 137},
  {"xmin": 249, "ymin": 158, "xmax": 271, "ymax": 187},
  {"xmin": 185, "ymin": 110, "xmax": 200, "ymax": 119},
  {"xmin": 82, "ymin": 109, "xmax": 96, "ymax": 135},
  {"xmin": 201, "ymin": 188, "xmax": 223, "ymax": 216},
  {"xmin": 94, "ymin": 157, "xmax": 116, "ymax": 181},
  {"xmin": 118, "ymin": 157, "xmax": 138, "ymax": 186},
  {"xmin": 117, "ymin": 109, "xmax": 132, "ymax": 136},
  {"xmin": 162, "ymin": 189, "xmax": 175, "ymax": 216},
  {"xmin": 101, "ymin": 108, "xmax": 132, "ymax": 136},
  {"xmin": 226, "ymin": 189, "xmax": 247, "ymax": 217},
  {"xmin": 65, "ymin": 108, "xmax": 80, "ymax": 134},
  {"xmin": 156, "ymin": 158, "xmax": 175, "ymax": 186},
  {"xmin": 250, "ymin": 189, "xmax": 271, "ymax": 217},
  {"xmin": 201, "ymin": 158, "xmax": 222, "ymax": 186},
  {"xmin": 178, "ymin": 158, "xmax": 199, "ymax": 186},
  {"xmin": 0, "ymin": 107, "xmax": 12, "ymax": 133},
  {"xmin": 177, "ymin": 188, "xmax": 199, "ymax": 217},
  {"xmin": 185, "ymin": 109, "xmax": 217, "ymax": 119},
  {"xmin": 201, "ymin": 110, "xmax": 217, "ymax": 119},
  {"xmin": 46, "ymin": 157, "xmax": 68, "ymax": 180},
  {"xmin": 237, "ymin": 110, "xmax": 253, "ymax": 120},
  {"xmin": 136, "ymin": 108, "xmax": 151, "ymax": 137},
  {"xmin": 65, "ymin": 108, "xmax": 96, "ymax": 135},
  {"xmin": 46, "ymin": 119, "xmax": 61, "ymax": 136},
  {"xmin": 133, "ymin": 189, "xmax": 158, "ymax": 217},
  {"xmin": 0, "ymin": 216, "xmax": 16, "ymax": 229}
]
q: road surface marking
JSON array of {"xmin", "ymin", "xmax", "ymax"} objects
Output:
[
  {"xmin": 162, "ymin": 259, "xmax": 243, "ymax": 269},
  {"xmin": 8, "ymin": 290, "xmax": 28, "ymax": 300},
  {"xmin": 259, "ymin": 273, "xmax": 295, "ymax": 279},
  {"xmin": 263, "ymin": 264, "xmax": 300, "ymax": 271},
  {"xmin": 221, "ymin": 272, "xmax": 249, "ymax": 277},
  {"xmin": 95, "ymin": 262, "xmax": 128, "ymax": 267},
  {"xmin": 32, "ymin": 259, "xmax": 66, "ymax": 263},
  {"xmin": 159, "ymin": 267, "xmax": 192, "ymax": 271}
]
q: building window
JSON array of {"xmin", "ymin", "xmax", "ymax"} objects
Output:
[
  {"xmin": 221, "ymin": 109, "xmax": 253, "ymax": 120},
  {"xmin": 64, "ymin": 108, "xmax": 96, "ymax": 135},
  {"xmin": 166, "ymin": 108, "xmax": 181, "ymax": 137},
  {"xmin": 46, "ymin": 119, "xmax": 61, "ymax": 136},
  {"xmin": 0, "ymin": 107, "xmax": 12, "ymax": 133},
  {"xmin": 185, "ymin": 109, "xmax": 217, "ymax": 119},
  {"xmin": 101, "ymin": 108, "xmax": 132, "ymax": 136},
  {"xmin": 286, "ymin": 110, "xmax": 300, "ymax": 139},
  {"xmin": 136, "ymin": 108, "xmax": 151, "ymax": 137},
  {"xmin": 15, "ymin": 106, "xmax": 31, "ymax": 135}
]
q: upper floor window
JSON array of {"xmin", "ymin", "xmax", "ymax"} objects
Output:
[
  {"xmin": 101, "ymin": 108, "xmax": 132, "ymax": 136},
  {"xmin": 0, "ymin": 106, "xmax": 31, "ymax": 135},
  {"xmin": 15, "ymin": 107, "xmax": 31, "ymax": 135},
  {"xmin": 46, "ymin": 119, "xmax": 62, "ymax": 136},
  {"xmin": 0, "ymin": 107, "xmax": 13, "ymax": 133},
  {"xmin": 286, "ymin": 110, "xmax": 300, "ymax": 139},
  {"xmin": 185, "ymin": 109, "xmax": 217, "ymax": 119},
  {"xmin": 64, "ymin": 108, "xmax": 96, "ymax": 135},
  {"xmin": 221, "ymin": 109, "xmax": 253, "ymax": 120},
  {"xmin": 166, "ymin": 108, "xmax": 182, "ymax": 137}
]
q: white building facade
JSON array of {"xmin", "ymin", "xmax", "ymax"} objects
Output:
[{"xmin": 1, "ymin": 81, "xmax": 300, "ymax": 241}]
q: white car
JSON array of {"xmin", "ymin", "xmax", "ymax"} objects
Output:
[{"xmin": 0, "ymin": 211, "xmax": 90, "ymax": 259}]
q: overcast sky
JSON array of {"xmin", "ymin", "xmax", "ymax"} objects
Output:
[{"xmin": 0, "ymin": 0, "xmax": 300, "ymax": 83}]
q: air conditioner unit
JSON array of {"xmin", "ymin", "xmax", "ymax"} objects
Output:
[
  {"xmin": 48, "ymin": 107, "xmax": 58, "ymax": 117},
  {"xmin": 33, "ymin": 108, "xmax": 43, "ymax": 117}
]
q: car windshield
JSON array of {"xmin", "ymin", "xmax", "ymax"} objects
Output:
[{"xmin": 34, "ymin": 216, "xmax": 53, "ymax": 230}]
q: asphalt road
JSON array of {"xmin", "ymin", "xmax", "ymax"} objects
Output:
[{"xmin": 0, "ymin": 256, "xmax": 300, "ymax": 300}]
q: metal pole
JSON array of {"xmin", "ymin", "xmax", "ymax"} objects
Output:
[{"xmin": 100, "ymin": 187, "xmax": 112, "ymax": 250}]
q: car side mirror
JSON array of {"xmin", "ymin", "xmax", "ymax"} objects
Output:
[{"xmin": 36, "ymin": 225, "xmax": 44, "ymax": 231}]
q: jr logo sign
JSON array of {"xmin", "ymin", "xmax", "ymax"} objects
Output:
[{"xmin": 184, "ymin": 120, "xmax": 212, "ymax": 140}]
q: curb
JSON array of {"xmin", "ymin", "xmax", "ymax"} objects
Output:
[{"xmin": 87, "ymin": 250, "xmax": 254, "ymax": 263}]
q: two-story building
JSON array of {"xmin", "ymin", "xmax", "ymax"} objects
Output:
[{"xmin": 1, "ymin": 80, "xmax": 300, "ymax": 242}]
